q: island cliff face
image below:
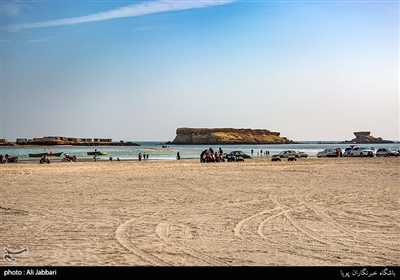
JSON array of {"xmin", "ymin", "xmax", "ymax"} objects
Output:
[{"xmin": 170, "ymin": 127, "xmax": 294, "ymax": 145}]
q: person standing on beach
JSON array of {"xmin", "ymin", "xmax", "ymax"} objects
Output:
[
  {"xmin": 177, "ymin": 152, "xmax": 180, "ymax": 160},
  {"xmin": 200, "ymin": 150, "xmax": 207, "ymax": 163},
  {"xmin": 138, "ymin": 153, "xmax": 142, "ymax": 161}
]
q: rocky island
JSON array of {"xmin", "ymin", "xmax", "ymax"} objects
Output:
[
  {"xmin": 342, "ymin": 131, "xmax": 394, "ymax": 144},
  {"xmin": 167, "ymin": 127, "xmax": 295, "ymax": 145}
]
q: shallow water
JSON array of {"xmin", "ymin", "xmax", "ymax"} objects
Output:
[{"xmin": 1, "ymin": 141, "xmax": 399, "ymax": 162}]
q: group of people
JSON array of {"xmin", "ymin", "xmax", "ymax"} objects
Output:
[
  {"xmin": 251, "ymin": 149, "xmax": 270, "ymax": 156},
  {"xmin": 200, "ymin": 147, "xmax": 225, "ymax": 163},
  {"xmin": 108, "ymin": 156, "xmax": 120, "ymax": 161},
  {"xmin": 138, "ymin": 152, "xmax": 149, "ymax": 161}
]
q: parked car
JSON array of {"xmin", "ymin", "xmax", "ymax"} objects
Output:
[
  {"xmin": 277, "ymin": 150, "xmax": 300, "ymax": 158},
  {"xmin": 342, "ymin": 147, "xmax": 353, "ymax": 157},
  {"xmin": 225, "ymin": 151, "xmax": 251, "ymax": 159},
  {"xmin": 297, "ymin": 151, "xmax": 308, "ymax": 158},
  {"xmin": 375, "ymin": 148, "xmax": 399, "ymax": 157},
  {"xmin": 317, "ymin": 149, "xmax": 338, "ymax": 158},
  {"xmin": 349, "ymin": 146, "xmax": 374, "ymax": 157}
]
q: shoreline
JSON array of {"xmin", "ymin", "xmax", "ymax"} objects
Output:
[{"xmin": 4, "ymin": 153, "xmax": 400, "ymax": 164}]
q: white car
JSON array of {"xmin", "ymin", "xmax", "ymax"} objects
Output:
[
  {"xmin": 349, "ymin": 146, "xmax": 374, "ymax": 157},
  {"xmin": 297, "ymin": 151, "xmax": 309, "ymax": 158},
  {"xmin": 277, "ymin": 150, "xmax": 299, "ymax": 158},
  {"xmin": 375, "ymin": 148, "xmax": 399, "ymax": 157}
]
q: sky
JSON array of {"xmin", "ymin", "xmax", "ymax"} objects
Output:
[{"xmin": 1, "ymin": 0, "xmax": 399, "ymax": 142}]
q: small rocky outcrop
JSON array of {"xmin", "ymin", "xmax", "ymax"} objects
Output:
[
  {"xmin": 169, "ymin": 127, "xmax": 295, "ymax": 145},
  {"xmin": 342, "ymin": 131, "xmax": 393, "ymax": 144}
]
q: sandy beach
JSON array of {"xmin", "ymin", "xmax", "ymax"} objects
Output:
[{"xmin": 1, "ymin": 157, "xmax": 399, "ymax": 267}]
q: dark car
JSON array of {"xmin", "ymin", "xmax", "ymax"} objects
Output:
[
  {"xmin": 226, "ymin": 151, "xmax": 252, "ymax": 159},
  {"xmin": 317, "ymin": 149, "xmax": 338, "ymax": 158}
]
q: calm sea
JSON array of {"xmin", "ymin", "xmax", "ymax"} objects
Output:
[{"xmin": 1, "ymin": 141, "xmax": 399, "ymax": 163}]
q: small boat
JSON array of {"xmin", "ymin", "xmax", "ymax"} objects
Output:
[
  {"xmin": 29, "ymin": 152, "xmax": 63, "ymax": 157},
  {"xmin": 87, "ymin": 151, "xmax": 107, "ymax": 155}
]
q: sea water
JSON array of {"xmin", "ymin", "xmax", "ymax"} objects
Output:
[{"xmin": 1, "ymin": 141, "xmax": 399, "ymax": 163}]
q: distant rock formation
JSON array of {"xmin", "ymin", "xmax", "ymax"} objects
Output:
[
  {"xmin": 169, "ymin": 127, "xmax": 295, "ymax": 145},
  {"xmin": 342, "ymin": 131, "xmax": 393, "ymax": 144}
]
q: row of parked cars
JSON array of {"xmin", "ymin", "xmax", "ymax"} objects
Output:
[
  {"xmin": 343, "ymin": 146, "xmax": 400, "ymax": 157},
  {"xmin": 223, "ymin": 146, "xmax": 399, "ymax": 161},
  {"xmin": 317, "ymin": 146, "xmax": 399, "ymax": 157},
  {"xmin": 223, "ymin": 150, "xmax": 309, "ymax": 161}
]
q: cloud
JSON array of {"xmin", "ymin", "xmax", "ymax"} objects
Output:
[
  {"xmin": 27, "ymin": 38, "xmax": 49, "ymax": 43},
  {"xmin": 4, "ymin": 0, "xmax": 236, "ymax": 32},
  {"xmin": 2, "ymin": 0, "xmax": 32, "ymax": 17}
]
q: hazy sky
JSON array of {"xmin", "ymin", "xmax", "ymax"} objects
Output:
[{"xmin": 1, "ymin": 0, "xmax": 399, "ymax": 142}]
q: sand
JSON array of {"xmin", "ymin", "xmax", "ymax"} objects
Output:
[{"xmin": 1, "ymin": 157, "xmax": 399, "ymax": 267}]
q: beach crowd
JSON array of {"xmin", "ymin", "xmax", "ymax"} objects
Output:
[{"xmin": 200, "ymin": 147, "xmax": 225, "ymax": 163}]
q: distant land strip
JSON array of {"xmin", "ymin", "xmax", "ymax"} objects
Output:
[
  {"xmin": 0, "ymin": 136, "xmax": 140, "ymax": 147},
  {"xmin": 0, "ymin": 129, "xmax": 395, "ymax": 146}
]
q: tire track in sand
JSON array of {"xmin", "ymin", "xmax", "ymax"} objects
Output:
[
  {"xmin": 260, "ymin": 191, "xmax": 397, "ymax": 262},
  {"xmin": 270, "ymin": 193, "xmax": 334, "ymax": 246},
  {"xmin": 115, "ymin": 218, "xmax": 170, "ymax": 266},
  {"xmin": 235, "ymin": 192, "xmax": 369, "ymax": 261},
  {"xmin": 299, "ymin": 193, "xmax": 400, "ymax": 251},
  {"xmin": 234, "ymin": 207, "xmax": 286, "ymax": 239},
  {"xmin": 234, "ymin": 207, "xmax": 309, "ymax": 264},
  {"xmin": 156, "ymin": 221, "xmax": 228, "ymax": 266}
]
